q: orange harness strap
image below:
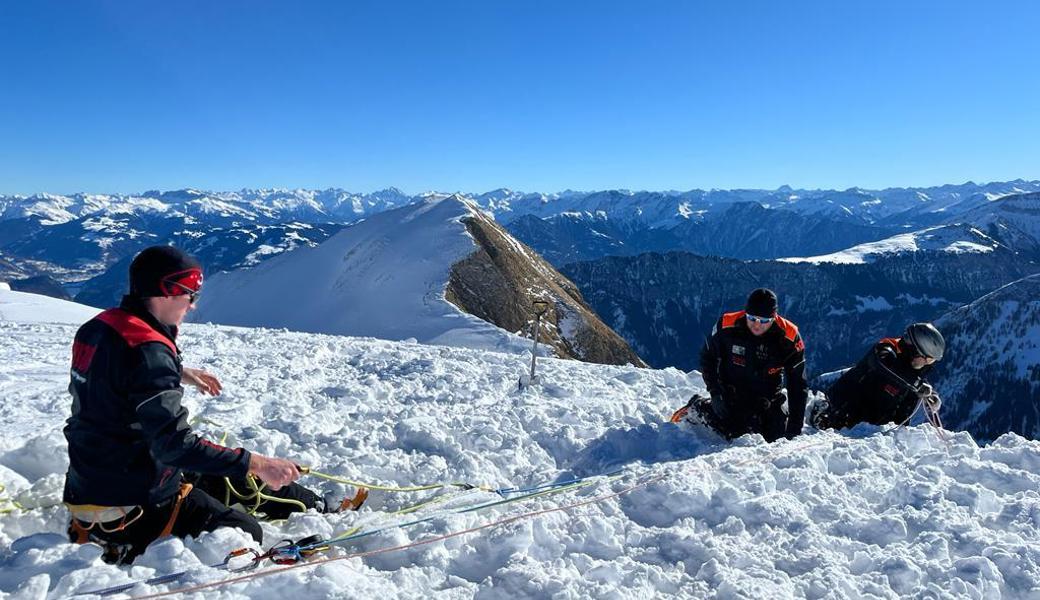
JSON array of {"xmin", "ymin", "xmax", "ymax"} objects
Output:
[
  {"xmin": 159, "ymin": 483, "xmax": 193, "ymax": 538},
  {"xmin": 70, "ymin": 518, "xmax": 92, "ymax": 543},
  {"xmin": 69, "ymin": 482, "xmax": 193, "ymax": 544}
]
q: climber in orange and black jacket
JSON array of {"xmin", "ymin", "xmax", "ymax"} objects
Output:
[
  {"xmin": 673, "ymin": 288, "xmax": 808, "ymax": 442},
  {"xmin": 810, "ymin": 323, "xmax": 945, "ymax": 430}
]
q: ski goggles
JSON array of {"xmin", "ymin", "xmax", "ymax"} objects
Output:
[
  {"xmin": 160, "ymin": 269, "xmax": 203, "ymax": 304},
  {"xmin": 745, "ymin": 314, "xmax": 775, "ymax": 325}
]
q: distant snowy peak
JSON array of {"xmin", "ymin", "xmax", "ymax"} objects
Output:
[
  {"xmin": 946, "ymin": 191, "xmax": 1040, "ymax": 257},
  {"xmin": 0, "ymin": 193, "xmax": 78, "ymax": 225},
  {"xmin": 0, "ymin": 188, "xmax": 415, "ymax": 226},
  {"xmin": 778, "ymin": 224, "xmax": 1003, "ymax": 264},
  {"xmin": 933, "ymin": 274, "xmax": 1040, "ymax": 441}
]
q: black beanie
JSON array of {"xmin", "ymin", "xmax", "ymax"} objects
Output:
[
  {"xmin": 129, "ymin": 245, "xmax": 203, "ymax": 297},
  {"xmin": 745, "ymin": 288, "xmax": 778, "ymax": 317}
]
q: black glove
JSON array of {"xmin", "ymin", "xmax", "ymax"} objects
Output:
[{"xmin": 709, "ymin": 391, "xmax": 727, "ymax": 421}]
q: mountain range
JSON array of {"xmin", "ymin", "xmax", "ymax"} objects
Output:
[
  {"xmin": 2, "ymin": 181, "xmax": 1039, "ymax": 440},
  {"xmin": 2, "ymin": 180, "xmax": 1039, "ymax": 294}
]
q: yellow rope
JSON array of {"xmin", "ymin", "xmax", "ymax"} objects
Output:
[
  {"xmin": 192, "ymin": 418, "xmax": 494, "ymax": 495},
  {"xmin": 223, "ymin": 475, "xmax": 309, "ymax": 516},
  {"xmin": 0, "ymin": 483, "xmax": 25, "ymax": 514},
  {"xmin": 299, "ymin": 467, "xmax": 494, "ymax": 494}
]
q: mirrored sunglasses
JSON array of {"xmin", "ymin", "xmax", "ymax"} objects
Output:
[{"xmin": 164, "ymin": 280, "xmax": 200, "ymax": 304}]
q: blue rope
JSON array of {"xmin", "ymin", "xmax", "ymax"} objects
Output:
[
  {"xmin": 75, "ymin": 469, "xmax": 624, "ymax": 596},
  {"xmin": 494, "ymin": 467, "xmax": 626, "ymax": 495}
]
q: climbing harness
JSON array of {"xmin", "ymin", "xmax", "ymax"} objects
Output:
[{"xmin": 65, "ymin": 483, "xmax": 193, "ymax": 565}]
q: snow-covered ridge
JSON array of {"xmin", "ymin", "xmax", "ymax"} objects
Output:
[
  {"xmin": 778, "ymin": 224, "xmax": 1002, "ymax": 264},
  {"xmin": 191, "ymin": 196, "xmax": 532, "ymax": 354},
  {"xmin": 1, "ymin": 311, "xmax": 1039, "ymax": 598},
  {"xmin": 0, "ymin": 287, "xmax": 100, "ymax": 324}
]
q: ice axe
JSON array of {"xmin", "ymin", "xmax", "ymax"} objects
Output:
[{"xmin": 520, "ymin": 300, "xmax": 551, "ymax": 389}]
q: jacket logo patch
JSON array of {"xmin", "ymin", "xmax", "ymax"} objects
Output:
[
  {"xmin": 732, "ymin": 345, "xmax": 745, "ymax": 356},
  {"xmin": 732, "ymin": 356, "xmax": 746, "ymax": 367},
  {"xmin": 72, "ymin": 341, "xmax": 97, "ymax": 373},
  {"xmin": 883, "ymin": 384, "xmax": 900, "ymax": 396}
]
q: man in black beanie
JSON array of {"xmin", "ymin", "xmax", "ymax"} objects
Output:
[
  {"xmin": 671, "ymin": 288, "xmax": 808, "ymax": 442},
  {"xmin": 62, "ymin": 245, "xmax": 365, "ymax": 565}
]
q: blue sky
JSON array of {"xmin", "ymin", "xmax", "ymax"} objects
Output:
[{"xmin": 1, "ymin": 1, "xmax": 1038, "ymax": 195}]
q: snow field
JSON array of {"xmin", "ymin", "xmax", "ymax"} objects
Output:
[{"xmin": 0, "ymin": 320, "xmax": 1038, "ymax": 598}]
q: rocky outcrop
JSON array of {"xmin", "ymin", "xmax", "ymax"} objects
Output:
[{"xmin": 446, "ymin": 204, "xmax": 646, "ymax": 367}]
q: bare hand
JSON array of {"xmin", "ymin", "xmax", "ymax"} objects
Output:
[
  {"xmin": 182, "ymin": 367, "xmax": 223, "ymax": 396},
  {"xmin": 248, "ymin": 454, "xmax": 301, "ymax": 491}
]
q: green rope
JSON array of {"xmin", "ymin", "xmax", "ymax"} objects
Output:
[{"xmin": 0, "ymin": 483, "xmax": 25, "ymax": 515}]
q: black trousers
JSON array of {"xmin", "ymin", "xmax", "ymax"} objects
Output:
[
  {"xmin": 68, "ymin": 475, "xmax": 322, "ymax": 564},
  {"xmin": 691, "ymin": 393, "xmax": 789, "ymax": 443}
]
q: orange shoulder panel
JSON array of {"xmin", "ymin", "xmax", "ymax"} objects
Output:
[
  {"xmin": 721, "ymin": 310, "xmax": 745, "ymax": 328},
  {"xmin": 774, "ymin": 315, "xmax": 800, "ymax": 342},
  {"xmin": 878, "ymin": 337, "xmax": 903, "ymax": 354}
]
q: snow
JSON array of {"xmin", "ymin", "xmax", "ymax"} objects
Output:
[
  {"xmin": 0, "ymin": 289, "xmax": 100, "ymax": 324},
  {"xmin": 779, "ymin": 225, "xmax": 999, "ymax": 265},
  {"xmin": 854, "ymin": 295, "xmax": 894, "ymax": 312},
  {"xmin": 2, "ymin": 297, "xmax": 1040, "ymax": 598},
  {"xmin": 191, "ymin": 197, "xmax": 532, "ymax": 356}
]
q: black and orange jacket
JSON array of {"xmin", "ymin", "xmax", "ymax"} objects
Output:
[
  {"xmin": 699, "ymin": 310, "xmax": 808, "ymax": 438},
  {"xmin": 823, "ymin": 337, "xmax": 932, "ymax": 428},
  {"xmin": 63, "ymin": 296, "xmax": 250, "ymax": 507}
]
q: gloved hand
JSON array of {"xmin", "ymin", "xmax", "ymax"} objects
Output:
[
  {"xmin": 924, "ymin": 391, "xmax": 942, "ymax": 413},
  {"xmin": 918, "ymin": 382, "xmax": 941, "ymax": 412}
]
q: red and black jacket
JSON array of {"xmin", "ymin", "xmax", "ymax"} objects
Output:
[
  {"xmin": 699, "ymin": 310, "xmax": 808, "ymax": 439},
  {"xmin": 63, "ymin": 296, "xmax": 250, "ymax": 507},
  {"xmin": 822, "ymin": 337, "xmax": 933, "ymax": 429}
]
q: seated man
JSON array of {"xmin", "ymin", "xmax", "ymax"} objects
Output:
[
  {"xmin": 672, "ymin": 288, "xmax": 808, "ymax": 442},
  {"xmin": 63, "ymin": 245, "xmax": 364, "ymax": 565},
  {"xmin": 810, "ymin": 322, "xmax": 944, "ymax": 430}
]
